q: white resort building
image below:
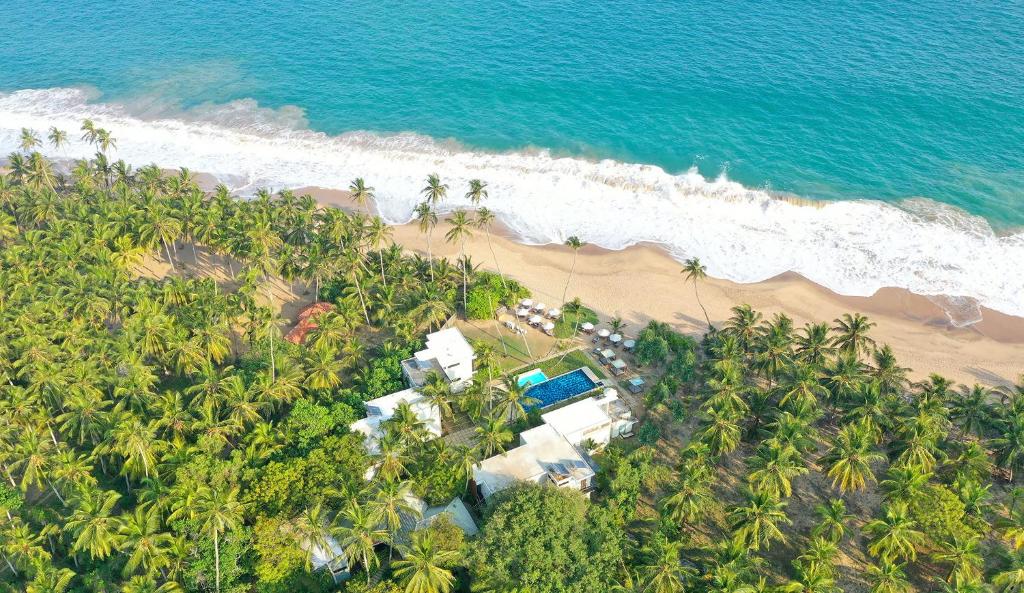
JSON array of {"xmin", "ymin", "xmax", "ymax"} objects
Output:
[
  {"xmin": 401, "ymin": 327, "xmax": 475, "ymax": 392},
  {"xmin": 472, "ymin": 388, "xmax": 635, "ymax": 500},
  {"xmin": 351, "ymin": 328, "xmax": 473, "ymax": 455}
]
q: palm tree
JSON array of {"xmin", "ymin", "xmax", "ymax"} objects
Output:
[
  {"xmin": 421, "ymin": 173, "xmax": 448, "ymax": 205},
  {"xmin": 475, "ymin": 416, "xmax": 513, "ymax": 457},
  {"xmin": 820, "ymin": 423, "xmax": 885, "ymax": 493},
  {"xmin": 832, "ymin": 313, "xmax": 877, "ymax": 359},
  {"xmin": 863, "ymin": 502, "xmax": 925, "ymax": 563},
  {"xmin": 117, "ymin": 504, "xmax": 173, "ymax": 576},
  {"xmin": 682, "ymin": 257, "xmax": 711, "ymax": 329},
  {"xmin": 47, "ymin": 127, "xmax": 68, "ymax": 153},
  {"xmin": 65, "ymin": 488, "xmax": 123, "ymax": 561},
  {"xmin": 867, "ymin": 561, "xmax": 911, "ymax": 593},
  {"xmin": 334, "ymin": 500, "xmax": 388, "ymax": 584},
  {"xmin": 931, "ymin": 534, "xmax": 983, "ymax": 585},
  {"xmin": 19, "ymin": 128, "xmax": 40, "ymax": 153},
  {"xmin": 393, "ymin": 530, "xmax": 459, "ymax": 593},
  {"xmin": 445, "ymin": 210, "xmax": 474, "ymax": 314},
  {"xmin": 662, "ymin": 472, "xmax": 714, "ymax": 527},
  {"xmin": 466, "ymin": 178, "xmax": 488, "ymax": 205},
  {"xmin": 349, "ymin": 177, "xmax": 375, "ymax": 211},
  {"xmin": 193, "ymin": 486, "xmax": 245, "ymax": 593},
  {"xmin": 366, "ymin": 216, "xmax": 393, "ymax": 286},
  {"xmin": 727, "ymin": 489, "xmax": 791, "ymax": 551},
  {"xmin": 640, "ymin": 535, "xmax": 693, "ymax": 593},
  {"xmin": 746, "ymin": 443, "xmax": 808, "ymax": 498},
  {"xmin": 414, "ymin": 201, "xmax": 438, "ymax": 281},
  {"xmin": 812, "ymin": 498, "xmax": 853, "ymax": 543},
  {"xmin": 561, "ymin": 235, "xmax": 585, "ymax": 308},
  {"xmin": 496, "ymin": 375, "xmax": 538, "ymax": 423},
  {"xmin": 371, "ymin": 480, "xmax": 421, "ymax": 562},
  {"xmin": 993, "ymin": 548, "xmax": 1024, "ymax": 593}
]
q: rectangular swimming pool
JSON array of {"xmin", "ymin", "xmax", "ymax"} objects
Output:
[
  {"xmin": 524, "ymin": 368, "xmax": 598, "ymax": 409},
  {"xmin": 517, "ymin": 368, "xmax": 548, "ymax": 388}
]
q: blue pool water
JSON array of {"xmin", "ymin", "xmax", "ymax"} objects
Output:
[
  {"xmin": 517, "ymin": 369, "xmax": 548, "ymax": 388},
  {"xmin": 524, "ymin": 369, "xmax": 598, "ymax": 410}
]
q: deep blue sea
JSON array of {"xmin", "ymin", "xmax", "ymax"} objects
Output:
[{"xmin": 1, "ymin": 0, "xmax": 1022, "ymax": 316}]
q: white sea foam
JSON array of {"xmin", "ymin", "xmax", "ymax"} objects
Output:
[{"xmin": 2, "ymin": 87, "xmax": 1022, "ymax": 319}]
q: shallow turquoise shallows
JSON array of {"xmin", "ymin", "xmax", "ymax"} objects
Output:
[{"xmin": 1, "ymin": 0, "xmax": 1021, "ymax": 226}]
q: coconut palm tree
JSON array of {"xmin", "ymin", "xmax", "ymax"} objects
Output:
[
  {"xmin": 811, "ymin": 498, "xmax": 853, "ymax": 543},
  {"xmin": 832, "ymin": 313, "xmax": 876, "ymax": 359},
  {"xmin": 682, "ymin": 257, "xmax": 711, "ymax": 329},
  {"xmin": 820, "ymin": 423, "xmax": 885, "ymax": 493},
  {"xmin": 349, "ymin": 177, "xmax": 375, "ymax": 212},
  {"xmin": 445, "ymin": 210, "xmax": 473, "ymax": 314},
  {"xmin": 65, "ymin": 488, "xmax": 123, "ymax": 561},
  {"xmin": 19, "ymin": 128, "xmax": 40, "ymax": 153},
  {"xmin": 867, "ymin": 561, "xmax": 911, "ymax": 593},
  {"xmin": 421, "ymin": 173, "xmax": 448, "ymax": 205},
  {"xmin": 863, "ymin": 502, "xmax": 924, "ymax": 563},
  {"xmin": 414, "ymin": 201, "xmax": 438, "ymax": 281},
  {"xmin": 993, "ymin": 548, "xmax": 1024, "ymax": 593},
  {"xmin": 47, "ymin": 127, "xmax": 68, "ymax": 153},
  {"xmin": 495, "ymin": 376, "xmax": 538, "ymax": 424},
  {"xmin": 193, "ymin": 486, "xmax": 245, "ymax": 593},
  {"xmin": 333, "ymin": 500, "xmax": 387, "ymax": 585},
  {"xmin": 393, "ymin": 530, "xmax": 459, "ymax": 593},
  {"xmin": 466, "ymin": 178, "xmax": 488, "ymax": 204},
  {"xmin": 117, "ymin": 504, "xmax": 173, "ymax": 576},
  {"xmin": 371, "ymin": 480, "xmax": 421, "ymax": 562},
  {"xmin": 662, "ymin": 472, "xmax": 714, "ymax": 527},
  {"xmin": 475, "ymin": 415, "xmax": 513, "ymax": 458},
  {"xmin": 366, "ymin": 216, "xmax": 393, "ymax": 286},
  {"xmin": 746, "ymin": 443, "xmax": 808, "ymax": 498},
  {"xmin": 931, "ymin": 533, "xmax": 983, "ymax": 585},
  {"xmin": 561, "ymin": 235, "xmax": 585, "ymax": 309},
  {"xmin": 640, "ymin": 535, "xmax": 693, "ymax": 593},
  {"xmin": 727, "ymin": 489, "xmax": 791, "ymax": 551}
]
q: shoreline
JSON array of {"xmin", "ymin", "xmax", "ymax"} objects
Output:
[{"xmin": 296, "ymin": 185, "xmax": 1023, "ymax": 388}]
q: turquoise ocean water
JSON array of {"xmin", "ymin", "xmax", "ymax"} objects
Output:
[{"xmin": 1, "ymin": 0, "xmax": 1022, "ymax": 317}]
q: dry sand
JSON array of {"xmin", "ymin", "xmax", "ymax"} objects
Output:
[{"xmin": 298, "ymin": 186, "xmax": 1023, "ymax": 387}]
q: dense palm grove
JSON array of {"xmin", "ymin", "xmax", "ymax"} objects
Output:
[{"xmin": 1, "ymin": 128, "xmax": 1024, "ymax": 593}]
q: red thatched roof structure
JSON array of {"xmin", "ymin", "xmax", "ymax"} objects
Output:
[{"xmin": 285, "ymin": 302, "xmax": 335, "ymax": 345}]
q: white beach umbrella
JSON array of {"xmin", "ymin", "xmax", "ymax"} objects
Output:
[
  {"xmin": 521, "ymin": 298, "xmax": 533, "ymax": 308},
  {"xmin": 581, "ymin": 322, "xmax": 595, "ymax": 331},
  {"xmin": 609, "ymin": 333, "xmax": 622, "ymax": 344},
  {"xmin": 623, "ymin": 339, "xmax": 636, "ymax": 349},
  {"xmin": 543, "ymin": 321, "xmax": 555, "ymax": 331},
  {"xmin": 548, "ymin": 308, "xmax": 561, "ymax": 318},
  {"xmin": 533, "ymin": 302, "xmax": 547, "ymax": 312},
  {"xmin": 597, "ymin": 329, "xmax": 611, "ymax": 338},
  {"xmin": 516, "ymin": 308, "xmax": 530, "ymax": 317},
  {"xmin": 529, "ymin": 315, "xmax": 543, "ymax": 325}
]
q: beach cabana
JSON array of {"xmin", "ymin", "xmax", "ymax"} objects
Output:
[
  {"xmin": 547, "ymin": 308, "xmax": 561, "ymax": 319},
  {"xmin": 529, "ymin": 315, "xmax": 543, "ymax": 326},
  {"xmin": 627, "ymin": 377, "xmax": 645, "ymax": 394},
  {"xmin": 610, "ymin": 359, "xmax": 627, "ymax": 376},
  {"xmin": 516, "ymin": 308, "xmax": 530, "ymax": 318},
  {"xmin": 581, "ymin": 322, "xmax": 595, "ymax": 333},
  {"xmin": 520, "ymin": 299, "xmax": 534, "ymax": 308},
  {"xmin": 542, "ymin": 321, "xmax": 555, "ymax": 335},
  {"xmin": 599, "ymin": 348, "xmax": 616, "ymax": 364},
  {"xmin": 597, "ymin": 329, "xmax": 611, "ymax": 339},
  {"xmin": 622, "ymin": 339, "xmax": 636, "ymax": 351},
  {"xmin": 609, "ymin": 333, "xmax": 622, "ymax": 345},
  {"xmin": 533, "ymin": 302, "xmax": 547, "ymax": 312}
]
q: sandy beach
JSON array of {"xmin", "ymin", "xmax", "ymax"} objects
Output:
[{"xmin": 291, "ymin": 186, "xmax": 1023, "ymax": 388}]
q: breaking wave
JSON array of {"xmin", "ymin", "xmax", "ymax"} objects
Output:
[{"xmin": 2, "ymin": 87, "xmax": 1022, "ymax": 319}]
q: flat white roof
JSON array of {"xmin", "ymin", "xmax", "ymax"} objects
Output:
[
  {"xmin": 352, "ymin": 388, "xmax": 441, "ymax": 454},
  {"xmin": 423, "ymin": 328, "xmax": 474, "ymax": 368},
  {"xmin": 541, "ymin": 397, "xmax": 612, "ymax": 437},
  {"xmin": 474, "ymin": 424, "xmax": 593, "ymax": 495}
]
